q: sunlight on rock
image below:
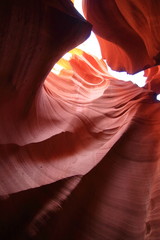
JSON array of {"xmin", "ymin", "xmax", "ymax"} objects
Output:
[
  {"xmin": 51, "ymin": 64, "xmax": 64, "ymax": 74},
  {"xmin": 62, "ymin": 53, "xmax": 72, "ymax": 61},
  {"xmin": 74, "ymin": 0, "xmax": 146, "ymax": 88},
  {"xmin": 53, "ymin": 0, "xmax": 147, "ymax": 87}
]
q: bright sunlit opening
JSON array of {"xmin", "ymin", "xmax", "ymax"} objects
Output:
[
  {"xmin": 74, "ymin": 0, "xmax": 84, "ymax": 17},
  {"xmin": 74, "ymin": 0, "xmax": 147, "ymax": 87},
  {"xmin": 156, "ymin": 94, "xmax": 160, "ymax": 101},
  {"xmin": 107, "ymin": 65, "xmax": 146, "ymax": 87}
]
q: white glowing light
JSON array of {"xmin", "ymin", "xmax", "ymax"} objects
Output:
[
  {"xmin": 74, "ymin": 0, "xmax": 84, "ymax": 17},
  {"xmin": 156, "ymin": 94, "xmax": 160, "ymax": 101},
  {"xmin": 74, "ymin": 0, "xmax": 102, "ymax": 58},
  {"xmin": 107, "ymin": 65, "xmax": 146, "ymax": 87},
  {"xmin": 51, "ymin": 64, "xmax": 63, "ymax": 74},
  {"xmin": 63, "ymin": 52, "xmax": 72, "ymax": 61},
  {"xmin": 77, "ymin": 32, "xmax": 102, "ymax": 59}
]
